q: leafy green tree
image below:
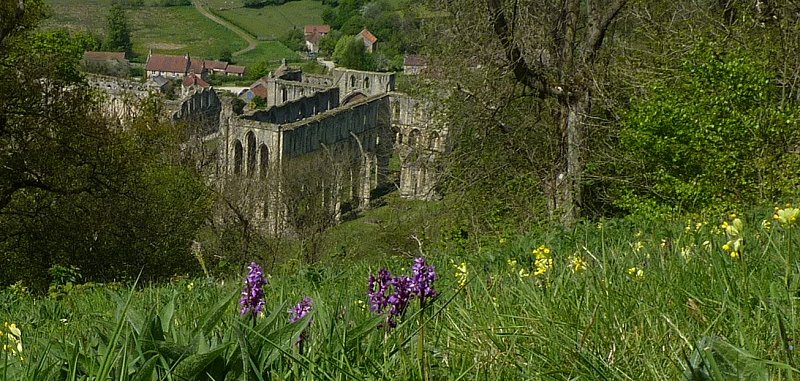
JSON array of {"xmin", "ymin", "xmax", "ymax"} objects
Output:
[
  {"xmin": 616, "ymin": 48, "xmax": 800, "ymax": 214},
  {"xmin": 219, "ymin": 48, "xmax": 233, "ymax": 63},
  {"xmin": 317, "ymin": 30, "xmax": 341, "ymax": 57},
  {"xmin": 424, "ymin": 0, "xmax": 628, "ymax": 226},
  {"xmin": 105, "ymin": 3, "xmax": 132, "ymax": 55},
  {"xmin": 0, "ymin": 3, "xmax": 212, "ymax": 291},
  {"xmin": 332, "ymin": 35, "xmax": 373, "ymax": 70},
  {"xmin": 280, "ymin": 28, "xmax": 305, "ymax": 52}
]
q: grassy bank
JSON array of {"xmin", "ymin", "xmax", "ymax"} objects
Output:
[{"xmin": 3, "ymin": 204, "xmax": 800, "ymax": 379}]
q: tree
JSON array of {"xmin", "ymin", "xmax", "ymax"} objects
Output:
[
  {"xmin": 219, "ymin": 48, "xmax": 233, "ymax": 63},
  {"xmin": 616, "ymin": 47, "xmax": 800, "ymax": 214},
  {"xmin": 0, "ymin": 2, "xmax": 212, "ymax": 290},
  {"xmin": 105, "ymin": 4, "xmax": 132, "ymax": 55},
  {"xmin": 425, "ymin": 0, "xmax": 628, "ymax": 226},
  {"xmin": 333, "ymin": 35, "xmax": 373, "ymax": 70}
]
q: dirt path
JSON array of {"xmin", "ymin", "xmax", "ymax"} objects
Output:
[{"xmin": 192, "ymin": 0, "xmax": 258, "ymax": 57}]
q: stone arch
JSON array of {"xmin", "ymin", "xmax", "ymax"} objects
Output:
[
  {"xmin": 342, "ymin": 91, "xmax": 367, "ymax": 105},
  {"xmin": 363, "ymin": 76, "xmax": 370, "ymax": 89},
  {"xmin": 259, "ymin": 144, "xmax": 269, "ymax": 177},
  {"xmin": 393, "ymin": 104, "xmax": 401, "ymax": 121},
  {"xmin": 428, "ymin": 131, "xmax": 439, "ymax": 150},
  {"xmin": 408, "ymin": 129, "xmax": 421, "ymax": 146},
  {"xmin": 350, "ymin": 75, "xmax": 356, "ymax": 89},
  {"xmin": 233, "ymin": 139, "xmax": 243, "ymax": 174},
  {"xmin": 281, "ymin": 86, "xmax": 288, "ymax": 103},
  {"xmin": 393, "ymin": 126, "xmax": 402, "ymax": 145},
  {"xmin": 246, "ymin": 131, "xmax": 257, "ymax": 176}
]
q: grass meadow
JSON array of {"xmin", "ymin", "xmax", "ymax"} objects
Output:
[
  {"xmin": 204, "ymin": 0, "xmax": 325, "ymax": 40},
  {"xmin": 3, "ymin": 202, "xmax": 800, "ymax": 379},
  {"xmin": 42, "ymin": 0, "xmax": 305, "ymax": 65}
]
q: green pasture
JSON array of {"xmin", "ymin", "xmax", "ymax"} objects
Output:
[
  {"xmin": 235, "ymin": 40, "xmax": 299, "ymax": 66},
  {"xmin": 4, "ymin": 205, "xmax": 800, "ymax": 379},
  {"xmin": 43, "ymin": 2, "xmax": 247, "ymax": 59},
  {"xmin": 205, "ymin": 0, "xmax": 325, "ymax": 40}
]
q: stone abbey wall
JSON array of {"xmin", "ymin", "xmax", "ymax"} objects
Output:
[
  {"xmin": 90, "ymin": 68, "xmax": 444, "ymax": 234},
  {"xmin": 245, "ymin": 87, "xmax": 339, "ymax": 125}
]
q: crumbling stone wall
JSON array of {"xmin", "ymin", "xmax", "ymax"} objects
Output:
[
  {"xmin": 245, "ymin": 87, "xmax": 339, "ymax": 125},
  {"xmin": 390, "ymin": 93, "xmax": 446, "ymax": 200}
]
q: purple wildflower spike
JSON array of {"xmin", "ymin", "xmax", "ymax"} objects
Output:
[
  {"xmin": 411, "ymin": 257, "xmax": 437, "ymax": 306},
  {"xmin": 387, "ymin": 275, "xmax": 414, "ymax": 327},
  {"xmin": 240, "ymin": 262, "xmax": 268, "ymax": 316},
  {"xmin": 288, "ymin": 296, "xmax": 313, "ymax": 344},
  {"xmin": 367, "ymin": 268, "xmax": 393, "ymax": 314}
]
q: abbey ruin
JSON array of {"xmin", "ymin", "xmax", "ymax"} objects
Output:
[{"xmin": 90, "ymin": 66, "xmax": 445, "ymax": 234}]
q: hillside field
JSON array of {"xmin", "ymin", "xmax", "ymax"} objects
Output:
[
  {"xmin": 3, "ymin": 201, "xmax": 800, "ymax": 379},
  {"xmin": 42, "ymin": 0, "xmax": 309, "ymax": 65},
  {"xmin": 204, "ymin": 0, "xmax": 325, "ymax": 40}
]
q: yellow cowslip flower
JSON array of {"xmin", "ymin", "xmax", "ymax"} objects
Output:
[
  {"xmin": 627, "ymin": 267, "xmax": 644, "ymax": 280},
  {"xmin": 761, "ymin": 219, "xmax": 772, "ymax": 230},
  {"xmin": 454, "ymin": 262, "xmax": 468, "ymax": 288},
  {"xmin": 2, "ymin": 322, "xmax": 22, "ymax": 355},
  {"xmin": 534, "ymin": 258, "xmax": 553, "ymax": 276},
  {"xmin": 681, "ymin": 246, "xmax": 693, "ymax": 261},
  {"xmin": 774, "ymin": 207, "xmax": 800, "ymax": 226},
  {"xmin": 507, "ymin": 259, "xmax": 518, "ymax": 269},
  {"xmin": 730, "ymin": 251, "xmax": 740, "ymax": 260},
  {"xmin": 519, "ymin": 268, "xmax": 531, "ymax": 278},
  {"xmin": 499, "ymin": 238, "xmax": 507, "ymax": 245},
  {"xmin": 569, "ymin": 255, "xmax": 587, "ymax": 273},
  {"xmin": 702, "ymin": 240, "xmax": 712, "ymax": 251},
  {"xmin": 632, "ymin": 241, "xmax": 644, "ymax": 253},
  {"xmin": 187, "ymin": 282, "xmax": 194, "ymax": 291},
  {"xmin": 532, "ymin": 245, "xmax": 553, "ymax": 276},
  {"xmin": 725, "ymin": 218, "xmax": 743, "ymax": 237}
]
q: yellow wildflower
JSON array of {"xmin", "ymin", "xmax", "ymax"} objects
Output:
[
  {"xmin": 187, "ymin": 282, "xmax": 194, "ymax": 291},
  {"xmin": 507, "ymin": 259, "xmax": 517, "ymax": 269},
  {"xmin": 730, "ymin": 251, "xmax": 740, "ymax": 260},
  {"xmin": 532, "ymin": 245, "xmax": 553, "ymax": 276},
  {"xmin": 454, "ymin": 262, "xmax": 468, "ymax": 288},
  {"xmin": 533, "ymin": 258, "xmax": 552, "ymax": 276},
  {"xmin": 774, "ymin": 207, "xmax": 800, "ymax": 226},
  {"xmin": 627, "ymin": 267, "xmax": 644, "ymax": 280},
  {"xmin": 1, "ymin": 322, "xmax": 22, "ymax": 355},
  {"xmin": 569, "ymin": 255, "xmax": 587, "ymax": 273},
  {"xmin": 761, "ymin": 219, "xmax": 771, "ymax": 231},
  {"xmin": 632, "ymin": 241, "xmax": 644, "ymax": 253},
  {"xmin": 519, "ymin": 268, "xmax": 531, "ymax": 278}
]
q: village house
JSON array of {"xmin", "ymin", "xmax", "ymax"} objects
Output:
[
  {"xmin": 181, "ymin": 72, "xmax": 210, "ymax": 96},
  {"xmin": 145, "ymin": 52, "xmax": 199, "ymax": 79},
  {"xmin": 304, "ymin": 24, "xmax": 330, "ymax": 53},
  {"xmin": 145, "ymin": 52, "xmax": 245, "ymax": 79},
  {"xmin": 403, "ymin": 55, "xmax": 428, "ymax": 75},
  {"xmin": 355, "ymin": 28, "xmax": 378, "ymax": 53}
]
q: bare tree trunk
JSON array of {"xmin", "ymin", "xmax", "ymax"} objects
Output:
[{"xmin": 553, "ymin": 90, "xmax": 590, "ymax": 225}]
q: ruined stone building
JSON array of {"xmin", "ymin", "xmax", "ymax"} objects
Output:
[{"xmin": 90, "ymin": 66, "xmax": 445, "ymax": 234}]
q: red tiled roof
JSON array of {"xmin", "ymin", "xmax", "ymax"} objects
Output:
[
  {"xmin": 357, "ymin": 29, "xmax": 377, "ymax": 44},
  {"xmin": 146, "ymin": 54, "xmax": 189, "ymax": 73},
  {"xmin": 226, "ymin": 65, "xmax": 246, "ymax": 75},
  {"xmin": 404, "ymin": 55, "xmax": 427, "ymax": 67},
  {"xmin": 84, "ymin": 51, "xmax": 126, "ymax": 61},
  {"xmin": 304, "ymin": 24, "xmax": 330, "ymax": 35},
  {"xmin": 306, "ymin": 32, "xmax": 323, "ymax": 44},
  {"xmin": 189, "ymin": 58, "xmax": 206, "ymax": 74},
  {"xmin": 182, "ymin": 73, "xmax": 209, "ymax": 88},
  {"xmin": 250, "ymin": 82, "xmax": 268, "ymax": 98},
  {"xmin": 206, "ymin": 60, "xmax": 228, "ymax": 70}
]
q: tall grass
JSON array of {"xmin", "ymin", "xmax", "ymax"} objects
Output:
[{"xmin": 2, "ymin": 207, "xmax": 800, "ymax": 379}]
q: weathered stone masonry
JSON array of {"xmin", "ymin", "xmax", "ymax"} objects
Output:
[{"xmin": 92, "ymin": 68, "xmax": 442, "ymax": 234}]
